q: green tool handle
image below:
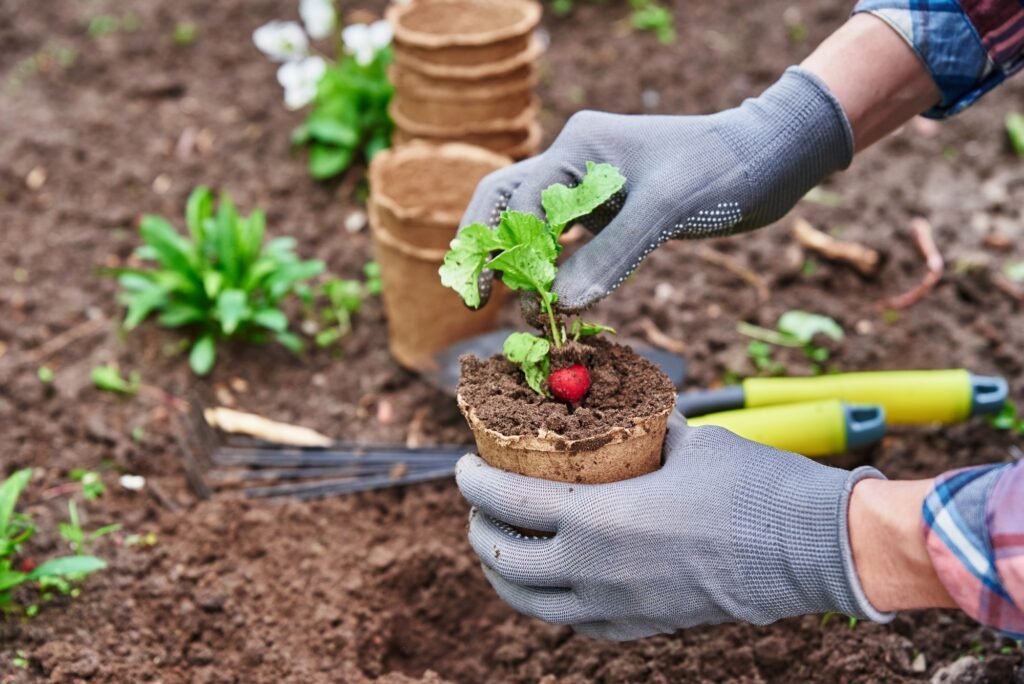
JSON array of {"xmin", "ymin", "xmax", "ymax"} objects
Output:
[
  {"xmin": 688, "ymin": 400, "xmax": 885, "ymax": 457},
  {"xmin": 743, "ymin": 370, "xmax": 1006, "ymax": 424}
]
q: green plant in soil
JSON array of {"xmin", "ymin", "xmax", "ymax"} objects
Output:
[
  {"xmin": 113, "ymin": 187, "xmax": 324, "ymax": 375},
  {"xmin": 314, "ymin": 262, "xmax": 381, "ymax": 348},
  {"xmin": 254, "ymin": 2, "xmax": 394, "ymax": 180},
  {"xmin": 68, "ymin": 470, "xmax": 106, "ymax": 501},
  {"xmin": 1006, "ymin": 112, "xmax": 1024, "ymax": 158},
  {"xmin": 738, "ymin": 310, "xmax": 845, "ymax": 375},
  {"xmin": 440, "ymin": 162, "xmax": 624, "ymax": 399},
  {"xmin": 91, "ymin": 364, "xmax": 141, "ymax": 396},
  {"xmin": 547, "ymin": 0, "xmax": 676, "ymax": 44},
  {"xmin": 58, "ymin": 500, "xmax": 121, "ymax": 556},
  {"xmin": 0, "ymin": 470, "xmax": 107, "ymax": 615},
  {"xmin": 989, "ymin": 401, "xmax": 1024, "ymax": 434},
  {"xmin": 292, "ymin": 48, "xmax": 393, "ymax": 180}
]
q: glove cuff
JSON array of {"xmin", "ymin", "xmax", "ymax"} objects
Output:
[
  {"xmin": 838, "ymin": 466, "xmax": 897, "ymax": 624},
  {"xmin": 730, "ymin": 453, "xmax": 893, "ymax": 624},
  {"xmin": 714, "ymin": 65, "xmax": 855, "ymax": 229}
]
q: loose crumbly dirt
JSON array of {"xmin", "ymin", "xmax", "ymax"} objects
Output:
[
  {"xmin": 458, "ymin": 338, "xmax": 676, "ymax": 440},
  {"xmin": 1, "ymin": 0, "xmax": 1023, "ymax": 681}
]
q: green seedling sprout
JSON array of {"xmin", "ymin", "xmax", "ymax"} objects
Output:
[
  {"xmin": 0, "ymin": 469, "xmax": 107, "ymax": 615},
  {"xmin": 58, "ymin": 500, "xmax": 121, "ymax": 555},
  {"xmin": 738, "ymin": 310, "xmax": 844, "ymax": 375},
  {"xmin": 69, "ymin": 470, "xmax": 106, "ymax": 501},
  {"xmin": 440, "ymin": 162, "xmax": 624, "ymax": 396}
]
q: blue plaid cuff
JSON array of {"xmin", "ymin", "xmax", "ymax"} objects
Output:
[{"xmin": 854, "ymin": 0, "xmax": 1001, "ymax": 119}]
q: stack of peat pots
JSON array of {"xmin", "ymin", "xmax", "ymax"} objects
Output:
[
  {"xmin": 386, "ymin": 0, "xmax": 543, "ymax": 160},
  {"xmin": 368, "ymin": 142, "xmax": 512, "ymax": 371}
]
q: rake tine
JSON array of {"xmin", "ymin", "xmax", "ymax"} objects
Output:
[
  {"xmin": 243, "ymin": 466, "xmax": 457, "ymax": 500},
  {"xmin": 208, "ymin": 461, "xmax": 456, "ymax": 483},
  {"xmin": 215, "ymin": 442, "xmax": 469, "ymax": 456},
  {"xmin": 212, "ymin": 449, "xmax": 465, "ymax": 469}
]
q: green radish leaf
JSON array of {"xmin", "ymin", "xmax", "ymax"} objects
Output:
[
  {"xmin": 486, "ymin": 244, "xmax": 556, "ymax": 297},
  {"xmin": 1006, "ymin": 112, "xmax": 1024, "ymax": 158},
  {"xmin": 185, "ymin": 186, "xmax": 213, "ymax": 242},
  {"xmin": 28, "ymin": 556, "xmax": 106, "ymax": 580},
  {"xmin": 777, "ymin": 310, "xmax": 844, "ymax": 344},
  {"xmin": 215, "ymin": 289, "xmax": 249, "ymax": 335},
  {"xmin": 541, "ymin": 161, "xmax": 626, "ymax": 235},
  {"xmin": 503, "ymin": 332, "xmax": 551, "ymax": 396},
  {"xmin": 202, "ymin": 271, "xmax": 224, "ymax": 300},
  {"xmin": 189, "ymin": 335, "xmax": 216, "ymax": 376},
  {"xmin": 309, "ymin": 143, "xmax": 354, "ymax": 179},
  {"xmin": 266, "ymin": 260, "xmax": 326, "ymax": 300},
  {"xmin": 363, "ymin": 261, "xmax": 382, "ymax": 295},
  {"xmin": 496, "ymin": 211, "xmax": 557, "ymax": 262},
  {"xmin": 438, "ymin": 223, "xmax": 506, "ymax": 308},
  {"xmin": 990, "ymin": 401, "xmax": 1018, "ymax": 430}
]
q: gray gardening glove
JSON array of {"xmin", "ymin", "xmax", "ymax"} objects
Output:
[
  {"xmin": 454, "ymin": 413, "xmax": 893, "ymax": 641},
  {"xmin": 460, "ymin": 66, "xmax": 853, "ymax": 311}
]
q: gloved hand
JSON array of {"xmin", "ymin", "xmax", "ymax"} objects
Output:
[
  {"xmin": 460, "ymin": 66, "xmax": 853, "ymax": 311},
  {"xmin": 455, "ymin": 413, "xmax": 892, "ymax": 641}
]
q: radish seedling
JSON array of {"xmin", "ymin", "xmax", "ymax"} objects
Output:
[{"xmin": 441, "ymin": 162, "xmax": 624, "ymax": 398}]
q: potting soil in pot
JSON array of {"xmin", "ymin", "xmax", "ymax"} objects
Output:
[{"xmin": 458, "ymin": 337, "xmax": 677, "ymax": 443}]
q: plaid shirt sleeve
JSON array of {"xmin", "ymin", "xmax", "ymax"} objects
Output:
[
  {"xmin": 853, "ymin": 0, "xmax": 1024, "ymax": 118},
  {"xmin": 922, "ymin": 461, "xmax": 1024, "ymax": 638}
]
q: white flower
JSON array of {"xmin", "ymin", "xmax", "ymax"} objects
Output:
[
  {"xmin": 119, "ymin": 474, "xmax": 146, "ymax": 491},
  {"xmin": 277, "ymin": 55, "xmax": 327, "ymax": 110},
  {"xmin": 300, "ymin": 0, "xmax": 337, "ymax": 40},
  {"xmin": 253, "ymin": 21, "xmax": 309, "ymax": 62},
  {"xmin": 342, "ymin": 20, "xmax": 392, "ymax": 66}
]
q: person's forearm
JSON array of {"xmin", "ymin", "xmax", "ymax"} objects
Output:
[
  {"xmin": 801, "ymin": 14, "xmax": 940, "ymax": 152},
  {"xmin": 848, "ymin": 478, "xmax": 957, "ymax": 611}
]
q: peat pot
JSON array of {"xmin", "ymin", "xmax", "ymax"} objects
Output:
[{"xmin": 368, "ymin": 142, "xmax": 512, "ymax": 371}]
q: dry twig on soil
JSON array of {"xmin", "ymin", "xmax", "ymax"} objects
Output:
[
  {"xmin": 692, "ymin": 245, "xmax": 770, "ymax": 303},
  {"xmin": 995, "ymin": 276, "xmax": 1024, "ymax": 306},
  {"xmin": 204, "ymin": 406, "xmax": 333, "ymax": 447},
  {"xmin": 884, "ymin": 217, "xmax": 944, "ymax": 309},
  {"xmin": 24, "ymin": 317, "xmax": 107, "ymax": 364},
  {"xmin": 792, "ymin": 217, "xmax": 879, "ymax": 276},
  {"xmin": 639, "ymin": 317, "xmax": 687, "ymax": 355}
]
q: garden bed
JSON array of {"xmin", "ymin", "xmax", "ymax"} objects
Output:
[{"xmin": 1, "ymin": 0, "xmax": 1022, "ymax": 682}]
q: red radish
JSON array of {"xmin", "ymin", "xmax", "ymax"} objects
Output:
[
  {"xmin": 549, "ymin": 364, "xmax": 591, "ymax": 404},
  {"xmin": 19, "ymin": 558, "xmax": 37, "ymax": 573}
]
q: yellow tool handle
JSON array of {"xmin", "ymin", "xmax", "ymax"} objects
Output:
[
  {"xmin": 688, "ymin": 400, "xmax": 865, "ymax": 457},
  {"xmin": 743, "ymin": 370, "xmax": 974, "ymax": 425}
]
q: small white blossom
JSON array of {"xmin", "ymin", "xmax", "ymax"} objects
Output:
[
  {"xmin": 253, "ymin": 20, "xmax": 309, "ymax": 62},
  {"xmin": 300, "ymin": 0, "xmax": 337, "ymax": 40},
  {"xmin": 342, "ymin": 20, "xmax": 392, "ymax": 66},
  {"xmin": 277, "ymin": 55, "xmax": 327, "ymax": 110},
  {"xmin": 119, "ymin": 474, "xmax": 146, "ymax": 491}
]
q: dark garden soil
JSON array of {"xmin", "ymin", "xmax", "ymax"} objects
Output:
[
  {"xmin": 459, "ymin": 339, "xmax": 677, "ymax": 440},
  {"xmin": 1, "ymin": 0, "xmax": 1023, "ymax": 682}
]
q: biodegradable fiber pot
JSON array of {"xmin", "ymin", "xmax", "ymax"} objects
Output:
[
  {"xmin": 368, "ymin": 142, "xmax": 512, "ymax": 371},
  {"xmin": 388, "ymin": 0, "xmax": 542, "ymax": 76},
  {"xmin": 456, "ymin": 341, "xmax": 678, "ymax": 484},
  {"xmin": 388, "ymin": 64, "xmax": 537, "ymax": 128},
  {"xmin": 392, "ymin": 121, "xmax": 541, "ymax": 160}
]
